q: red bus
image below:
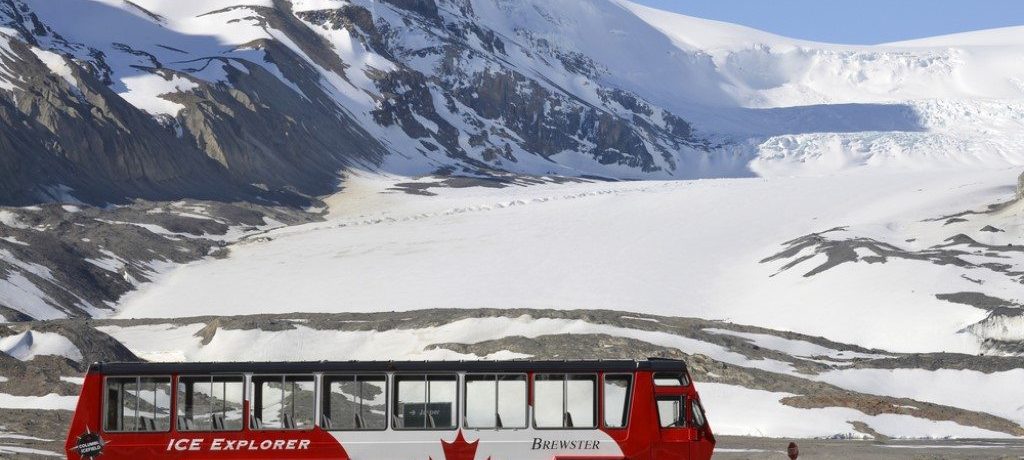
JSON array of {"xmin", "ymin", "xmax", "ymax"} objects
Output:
[{"xmin": 65, "ymin": 359, "xmax": 714, "ymax": 459}]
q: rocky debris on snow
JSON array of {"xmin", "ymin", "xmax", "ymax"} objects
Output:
[
  {"xmin": 0, "ymin": 408, "xmax": 68, "ymax": 457},
  {"xmin": 0, "ymin": 200, "xmax": 317, "ymax": 320},
  {"xmin": 761, "ymin": 227, "xmax": 1022, "ymax": 280},
  {"xmin": 387, "ymin": 174, "xmax": 596, "ymax": 196},
  {"xmin": 761, "ymin": 188, "xmax": 1024, "ymax": 348}
]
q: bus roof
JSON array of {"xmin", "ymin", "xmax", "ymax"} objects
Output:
[{"xmin": 89, "ymin": 358, "xmax": 687, "ymax": 375}]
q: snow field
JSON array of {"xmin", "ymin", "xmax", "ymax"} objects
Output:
[
  {"xmin": 816, "ymin": 368, "xmax": 1024, "ymax": 427},
  {"xmin": 117, "ymin": 168, "xmax": 1022, "ymax": 355},
  {"xmin": 698, "ymin": 383, "xmax": 1012, "ymax": 439},
  {"xmin": 0, "ymin": 393, "xmax": 77, "ymax": 411}
]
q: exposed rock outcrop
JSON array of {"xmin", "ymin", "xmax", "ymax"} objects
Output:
[{"xmin": 0, "ymin": 35, "xmax": 241, "ymax": 204}]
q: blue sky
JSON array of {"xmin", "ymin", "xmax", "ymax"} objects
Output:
[{"xmin": 632, "ymin": 0, "xmax": 1024, "ymax": 44}]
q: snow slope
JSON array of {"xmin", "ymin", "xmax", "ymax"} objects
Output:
[
  {"xmin": 21, "ymin": 0, "xmax": 293, "ymax": 112},
  {"xmin": 621, "ymin": 0, "xmax": 1024, "ymax": 107},
  {"xmin": 816, "ymin": 368, "xmax": 1024, "ymax": 427},
  {"xmin": 116, "ymin": 167, "xmax": 1023, "ymax": 355},
  {"xmin": 618, "ymin": 1, "xmax": 1024, "ymax": 175}
]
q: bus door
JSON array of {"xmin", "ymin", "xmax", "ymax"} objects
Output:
[{"xmin": 652, "ymin": 389, "xmax": 692, "ymax": 458}]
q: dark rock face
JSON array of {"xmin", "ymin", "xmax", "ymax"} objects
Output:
[
  {"xmin": 380, "ymin": 0, "xmax": 440, "ymax": 20},
  {"xmin": 451, "ymin": 69, "xmax": 656, "ymax": 167},
  {"xmin": 0, "ymin": 96, "xmax": 71, "ymax": 203},
  {"xmin": 172, "ymin": 45, "xmax": 384, "ymax": 196},
  {"xmin": 0, "ymin": 39, "xmax": 237, "ymax": 205}
]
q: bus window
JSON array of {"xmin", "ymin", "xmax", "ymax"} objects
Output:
[
  {"xmin": 603, "ymin": 374, "xmax": 632, "ymax": 428},
  {"xmin": 251, "ymin": 375, "xmax": 315, "ymax": 430},
  {"xmin": 533, "ymin": 374, "xmax": 597, "ymax": 429},
  {"xmin": 393, "ymin": 375, "xmax": 457, "ymax": 429},
  {"xmin": 656, "ymin": 395, "xmax": 685, "ymax": 428},
  {"xmin": 177, "ymin": 375, "xmax": 244, "ymax": 431},
  {"xmin": 691, "ymin": 399, "xmax": 707, "ymax": 428},
  {"xmin": 533, "ymin": 375, "xmax": 563, "ymax": 428},
  {"xmin": 464, "ymin": 374, "xmax": 527, "ymax": 429},
  {"xmin": 653, "ymin": 372, "xmax": 689, "ymax": 386},
  {"xmin": 103, "ymin": 376, "xmax": 171, "ymax": 432},
  {"xmin": 497, "ymin": 375, "xmax": 528, "ymax": 428},
  {"xmin": 321, "ymin": 375, "xmax": 387, "ymax": 430}
]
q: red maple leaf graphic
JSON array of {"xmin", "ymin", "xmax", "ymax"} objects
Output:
[{"xmin": 430, "ymin": 430, "xmax": 491, "ymax": 460}]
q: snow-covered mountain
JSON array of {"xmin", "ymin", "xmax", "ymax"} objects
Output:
[
  {"xmin": 0, "ymin": 0, "xmax": 1023, "ymax": 449},
  {"xmin": 1, "ymin": 0, "xmax": 1022, "ymax": 205}
]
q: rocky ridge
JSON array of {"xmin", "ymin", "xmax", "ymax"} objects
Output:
[{"xmin": 0, "ymin": 0, "xmax": 716, "ymax": 207}]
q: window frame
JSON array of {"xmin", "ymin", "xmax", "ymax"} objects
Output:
[
  {"xmin": 101, "ymin": 375, "xmax": 173, "ymax": 434},
  {"xmin": 249, "ymin": 374, "xmax": 318, "ymax": 431},
  {"xmin": 655, "ymin": 395, "xmax": 687, "ymax": 429},
  {"xmin": 462, "ymin": 372, "xmax": 529, "ymax": 430},
  {"xmin": 175, "ymin": 374, "xmax": 246, "ymax": 433},
  {"xmin": 531, "ymin": 373, "xmax": 599, "ymax": 431},
  {"xmin": 320, "ymin": 373, "xmax": 389, "ymax": 432},
  {"xmin": 653, "ymin": 372, "xmax": 690, "ymax": 387},
  {"xmin": 391, "ymin": 373, "xmax": 460, "ymax": 431},
  {"xmin": 601, "ymin": 373, "xmax": 633, "ymax": 429}
]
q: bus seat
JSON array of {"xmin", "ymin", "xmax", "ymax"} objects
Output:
[
  {"xmin": 353, "ymin": 413, "xmax": 363, "ymax": 429},
  {"xmin": 392, "ymin": 415, "xmax": 401, "ymax": 428},
  {"xmin": 322, "ymin": 414, "xmax": 333, "ymax": 429},
  {"xmin": 177, "ymin": 416, "xmax": 193, "ymax": 431},
  {"xmin": 496, "ymin": 413, "xmax": 503, "ymax": 428},
  {"xmin": 564, "ymin": 412, "xmax": 574, "ymax": 428},
  {"xmin": 283, "ymin": 413, "xmax": 295, "ymax": 429},
  {"xmin": 428, "ymin": 414, "xmax": 436, "ymax": 428},
  {"xmin": 250, "ymin": 415, "xmax": 263, "ymax": 429},
  {"xmin": 212, "ymin": 414, "xmax": 224, "ymax": 430},
  {"xmin": 138, "ymin": 416, "xmax": 155, "ymax": 431}
]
